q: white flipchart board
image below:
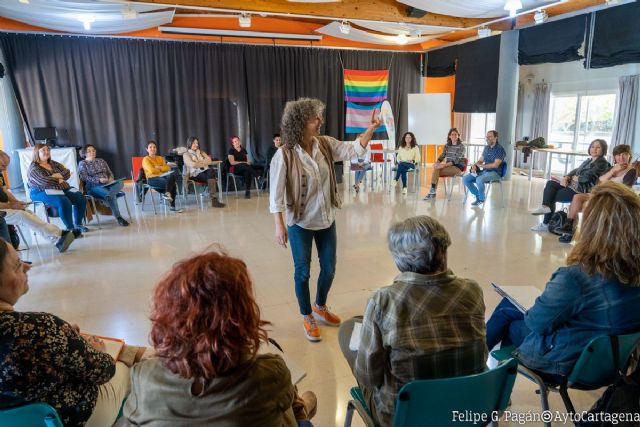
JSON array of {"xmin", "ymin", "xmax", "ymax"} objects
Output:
[
  {"xmin": 16, "ymin": 147, "xmax": 79, "ymax": 195},
  {"xmin": 408, "ymin": 93, "xmax": 451, "ymax": 147}
]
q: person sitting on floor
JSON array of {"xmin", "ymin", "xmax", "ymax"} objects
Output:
[
  {"xmin": 530, "ymin": 138, "xmax": 610, "ymax": 232},
  {"xmin": 393, "ymin": 132, "xmax": 421, "ymax": 195},
  {"xmin": 0, "ymin": 240, "xmax": 130, "ymax": 427},
  {"xmin": 78, "ymin": 144, "xmax": 130, "ymax": 226},
  {"xmin": 486, "ymin": 182, "xmax": 640, "ymax": 383},
  {"xmin": 27, "ymin": 144, "xmax": 88, "ymax": 236},
  {"xmin": 142, "ymin": 140, "xmax": 182, "ymax": 213},
  {"xmin": 228, "ymin": 136, "xmax": 260, "ymax": 199},
  {"xmin": 462, "ymin": 130, "xmax": 506, "ymax": 206},
  {"xmin": 0, "ymin": 151, "xmax": 74, "ymax": 252},
  {"xmin": 124, "ymin": 249, "xmax": 317, "ymax": 426},
  {"xmin": 182, "ymin": 136, "xmax": 225, "ymax": 208},
  {"xmin": 424, "ymin": 128, "xmax": 466, "ymax": 200},
  {"xmin": 339, "ymin": 215, "xmax": 487, "ymax": 426},
  {"xmin": 556, "ymin": 144, "xmax": 637, "ymax": 243}
]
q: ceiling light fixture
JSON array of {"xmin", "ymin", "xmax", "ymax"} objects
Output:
[
  {"xmin": 339, "ymin": 21, "xmax": 351, "ymax": 35},
  {"xmin": 18, "ymin": 0, "xmax": 29, "ymax": 4},
  {"xmin": 533, "ymin": 9, "xmax": 548, "ymax": 24},
  {"xmin": 395, "ymin": 33, "xmax": 408, "ymax": 45},
  {"xmin": 239, "ymin": 13, "xmax": 251, "ymax": 28},
  {"xmin": 477, "ymin": 26, "xmax": 491, "ymax": 38},
  {"xmin": 77, "ymin": 14, "xmax": 95, "ymax": 30},
  {"xmin": 504, "ymin": 0, "xmax": 523, "ymax": 17}
]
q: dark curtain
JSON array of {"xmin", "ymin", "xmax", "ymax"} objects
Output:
[
  {"xmin": 454, "ymin": 35, "xmax": 501, "ymax": 113},
  {"xmin": 424, "ymin": 45, "xmax": 458, "ymax": 77},
  {"xmin": 519, "ymin": 14, "xmax": 587, "ymax": 65},
  {"xmin": 588, "ymin": 1, "xmax": 640, "ymax": 69},
  {"xmin": 0, "ymin": 33, "xmax": 420, "ymax": 177}
]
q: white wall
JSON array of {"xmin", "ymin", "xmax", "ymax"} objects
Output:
[{"xmin": 519, "ymin": 61, "xmax": 640, "ymax": 151}]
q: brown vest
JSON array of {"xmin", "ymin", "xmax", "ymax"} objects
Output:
[{"xmin": 280, "ymin": 136, "xmax": 342, "ymax": 224}]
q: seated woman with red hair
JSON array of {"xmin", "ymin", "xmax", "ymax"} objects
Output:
[{"xmin": 123, "ymin": 249, "xmax": 316, "ymax": 426}]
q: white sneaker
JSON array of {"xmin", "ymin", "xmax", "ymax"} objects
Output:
[
  {"xmin": 531, "ymin": 222, "xmax": 549, "ymax": 232},
  {"xmin": 393, "ymin": 179, "xmax": 399, "ymax": 188},
  {"xmin": 530, "ymin": 206, "xmax": 551, "ymax": 215},
  {"xmin": 401, "ymin": 187, "xmax": 408, "ymax": 195}
]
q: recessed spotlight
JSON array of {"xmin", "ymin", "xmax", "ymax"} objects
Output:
[
  {"xmin": 339, "ymin": 21, "xmax": 351, "ymax": 35},
  {"xmin": 239, "ymin": 14, "xmax": 251, "ymax": 28},
  {"xmin": 533, "ymin": 9, "xmax": 548, "ymax": 24}
]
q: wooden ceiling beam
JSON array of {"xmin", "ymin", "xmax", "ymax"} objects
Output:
[{"xmin": 130, "ymin": 0, "xmax": 487, "ymax": 29}]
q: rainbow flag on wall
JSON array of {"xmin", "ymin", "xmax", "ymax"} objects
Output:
[
  {"xmin": 345, "ymin": 102, "xmax": 387, "ymax": 134},
  {"xmin": 344, "ymin": 69, "xmax": 388, "ymax": 103}
]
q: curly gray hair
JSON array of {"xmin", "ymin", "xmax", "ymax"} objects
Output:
[
  {"xmin": 280, "ymin": 98, "xmax": 325, "ymax": 149},
  {"xmin": 387, "ymin": 216, "xmax": 451, "ymax": 274}
]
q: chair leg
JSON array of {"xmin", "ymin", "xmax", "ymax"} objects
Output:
[
  {"xmin": 16, "ymin": 226, "xmax": 30, "ymax": 250},
  {"xmin": 499, "ymin": 182, "xmax": 505, "ymax": 208},
  {"xmin": 149, "ymin": 190, "xmax": 157, "ymax": 215},
  {"xmin": 123, "ymin": 196, "xmax": 132, "ymax": 223},
  {"xmin": 344, "ymin": 401, "xmax": 355, "ymax": 427},
  {"xmin": 88, "ymin": 198, "xmax": 101, "ymax": 229},
  {"xmin": 558, "ymin": 384, "xmax": 576, "ymax": 414}
]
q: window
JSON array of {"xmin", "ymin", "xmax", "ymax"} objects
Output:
[
  {"xmin": 467, "ymin": 113, "xmax": 496, "ymax": 162},
  {"xmin": 548, "ymin": 92, "xmax": 616, "ymax": 172}
]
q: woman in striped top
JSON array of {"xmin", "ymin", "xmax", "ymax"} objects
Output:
[
  {"xmin": 424, "ymin": 128, "xmax": 466, "ymax": 200},
  {"xmin": 27, "ymin": 144, "xmax": 88, "ymax": 235}
]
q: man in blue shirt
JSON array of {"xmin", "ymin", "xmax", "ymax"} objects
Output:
[{"xmin": 462, "ymin": 130, "xmax": 506, "ymax": 206}]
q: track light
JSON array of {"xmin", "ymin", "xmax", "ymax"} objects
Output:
[
  {"xmin": 477, "ymin": 27, "xmax": 491, "ymax": 38},
  {"xmin": 533, "ymin": 9, "xmax": 548, "ymax": 24},
  {"xmin": 504, "ymin": 0, "xmax": 523, "ymax": 17},
  {"xmin": 239, "ymin": 13, "xmax": 251, "ymax": 28},
  {"xmin": 395, "ymin": 34, "xmax": 408, "ymax": 45},
  {"xmin": 339, "ymin": 21, "xmax": 351, "ymax": 35}
]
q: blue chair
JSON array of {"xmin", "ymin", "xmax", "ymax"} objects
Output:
[
  {"xmin": 344, "ymin": 358, "xmax": 518, "ymax": 427},
  {"xmin": 491, "ymin": 331, "xmax": 640, "ymax": 427},
  {"xmin": 0, "ymin": 402, "xmax": 63, "ymax": 427},
  {"xmin": 463, "ymin": 161, "xmax": 508, "ymax": 207}
]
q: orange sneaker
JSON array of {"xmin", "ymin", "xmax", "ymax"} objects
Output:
[
  {"xmin": 312, "ymin": 304, "xmax": 341, "ymax": 326},
  {"xmin": 303, "ymin": 315, "xmax": 322, "ymax": 342}
]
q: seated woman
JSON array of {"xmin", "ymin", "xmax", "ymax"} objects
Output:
[
  {"xmin": 557, "ymin": 144, "xmax": 638, "ymax": 243},
  {"xmin": 78, "ymin": 144, "xmax": 129, "ymax": 226},
  {"xmin": 228, "ymin": 136, "xmax": 260, "ymax": 199},
  {"xmin": 393, "ymin": 132, "xmax": 421, "ymax": 195},
  {"xmin": 182, "ymin": 136, "xmax": 225, "ymax": 208},
  {"xmin": 487, "ymin": 182, "xmax": 640, "ymax": 383},
  {"xmin": 339, "ymin": 216, "xmax": 487, "ymax": 426},
  {"xmin": 0, "ymin": 240, "xmax": 130, "ymax": 427},
  {"xmin": 142, "ymin": 141, "xmax": 182, "ymax": 213},
  {"xmin": 530, "ymin": 138, "xmax": 610, "ymax": 232},
  {"xmin": 424, "ymin": 128, "xmax": 466, "ymax": 200},
  {"xmin": 27, "ymin": 144, "xmax": 88, "ymax": 235},
  {"xmin": 124, "ymin": 249, "xmax": 316, "ymax": 426},
  {"xmin": 351, "ymin": 135, "xmax": 372, "ymax": 193}
]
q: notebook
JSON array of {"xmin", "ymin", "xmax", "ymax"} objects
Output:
[
  {"xmin": 490, "ymin": 283, "xmax": 542, "ymax": 313},
  {"xmin": 80, "ymin": 333, "xmax": 125, "ymax": 361},
  {"xmin": 102, "ymin": 177, "xmax": 126, "ymax": 188}
]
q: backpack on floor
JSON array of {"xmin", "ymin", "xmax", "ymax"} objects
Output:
[{"xmin": 548, "ymin": 211, "xmax": 568, "ymax": 236}]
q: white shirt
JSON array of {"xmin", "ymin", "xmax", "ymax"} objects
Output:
[{"xmin": 270, "ymin": 136, "xmax": 365, "ymax": 230}]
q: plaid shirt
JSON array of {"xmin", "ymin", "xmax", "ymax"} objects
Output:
[{"xmin": 354, "ymin": 270, "xmax": 487, "ymax": 426}]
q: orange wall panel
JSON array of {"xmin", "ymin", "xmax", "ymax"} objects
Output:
[{"xmin": 424, "ymin": 75, "xmax": 455, "ymax": 128}]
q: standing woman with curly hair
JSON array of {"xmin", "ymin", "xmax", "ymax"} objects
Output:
[
  {"xmin": 124, "ymin": 249, "xmax": 316, "ymax": 426},
  {"xmin": 270, "ymin": 98, "xmax": 381, "ymax": 342}
]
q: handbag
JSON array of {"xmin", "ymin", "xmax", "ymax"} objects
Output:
[{"xmin": 548, "ymin": 211, "xmax": 568, "ymax": 236}]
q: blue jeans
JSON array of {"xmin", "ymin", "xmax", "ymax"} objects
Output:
[
  {"xmin": 394, "ymin": 162, "xmax": 415, "ymax": 188},
  {"xmin": 354, "ymin": 163, "xmax": 372, "ymax": 185},
  {"xmin": 462, "ymin": 170, "xmax": 501, "ymax": 201},
  {"xmin": 486, "ymin": 298, "xmax": 531, "ymax": 350},
  {"xmin": 288, "ymin": 222, "xmax": 337, "ymax": 316},
  {"xmin": 30, "ymin": 188, "xmax": 87, "ymax": 231},
  {"xmin": 87, "ymin": 181, "xmax": 124, "ymax": 218}
]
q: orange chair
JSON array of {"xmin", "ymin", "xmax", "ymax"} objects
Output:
[{"xmin": 369, "ymin": 142, "xmax": 392, "ymax": 187}]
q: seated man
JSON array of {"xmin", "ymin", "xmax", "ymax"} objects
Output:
[
  {"xmin": 339, "ymin": 215, "xmax": 487, "ymax": 426},
  {"xmin": 462, "ymin": 130, "xmax": 506, "ymax": 206},
  {"xmin": 0, "ymin": 151, "xmax": 74, "ymax": 252}
]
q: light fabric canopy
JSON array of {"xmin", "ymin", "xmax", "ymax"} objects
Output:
[
  {"xmin": 398, "ymin": 0, "xmax": 556, "ymax": 18},
  {"xmin": 351, "ymin": 20, "xmax": 460, "ymax": 36},
  {"xmin": 0, "ymin": 0, "xmax": 174, "ymax": 35},
  {"xmin": 315, "ymin": 22, "xmax": 438, "ymax": 46}
]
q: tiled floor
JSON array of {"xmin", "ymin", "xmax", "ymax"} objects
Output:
[{"xmin": 16, "ymin": 172, "xmax": 603, "ymax": 426}]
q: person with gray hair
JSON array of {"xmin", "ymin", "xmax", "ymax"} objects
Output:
[
  {"xmin": 270, "ymin": 97, "xmax": 381, "ymax": 342},
  {"xmin": 339, "ymin": 215, "xmax": 487, "ymax": 426}
]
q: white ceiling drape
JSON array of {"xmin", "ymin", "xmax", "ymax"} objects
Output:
[
  {"xmin": 0, "ymin": 0, "xmax": 174, "ymax": 34},
  {"xmin": 397, "ymin": 0, "xmax": 557, "ymax": 18},
  {"xmin": 315, "ymin": 21, "xmax": 439, "ymax": 46}
]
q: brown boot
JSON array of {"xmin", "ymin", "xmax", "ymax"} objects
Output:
[{"xmin": 208, "ymin": 179, "xmax": 225, "ymax": 208}]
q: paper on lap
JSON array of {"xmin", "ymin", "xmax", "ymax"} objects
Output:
[
  {"xmin": 491, "ymin": 283, "xmax": 542, "ymax": 313},
  {"xmin": 349, "ymin": 322, "xmax": 362, "ymax": 351},
  {"xmin": 80, "ymin": 333, "xmax": 125, "ymax": 361}
]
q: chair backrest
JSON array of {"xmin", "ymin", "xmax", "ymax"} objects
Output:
[
  {"xmin": 131, "ymin": 157, "xmax": 145, "ymax": 181},
  {"xmin": 393, "ymin": 358, "xmax": 518, "ymax": 427},
  {"xmin": 461, "ymin": 158, "xmax": 469, "ymax": 173},
  {"xmin": 568, "ymin": 331, "xmax": 640, "ymax": 389},
  {"xmin": 498, "ymin": 161, "xmax": 508, "ymax": 178},
  {"xmin": 0, "ymin": 402, "xmax": 63, "ymax": 427},
  {"xmin": 370, "ymin": 143, "xmax": 384, "ymax": 163}
]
